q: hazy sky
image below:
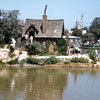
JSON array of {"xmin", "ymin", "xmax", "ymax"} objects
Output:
[{"xmin": 0, "ymin": 0, "xmax": 100, "ymax": 29}]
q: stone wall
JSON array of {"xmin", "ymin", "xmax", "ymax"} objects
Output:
[{"xmin": 0, "ymin": 49, "xmax": 9, "ymax": 61}]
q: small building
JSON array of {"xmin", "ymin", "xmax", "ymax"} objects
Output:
[
  {"xmin": 21, "ymin": 5, "xmax": 64, "ymax": 47},
  {"xmin": 68, "ymin": 36, "xmax": 81, "ymax": 42}
]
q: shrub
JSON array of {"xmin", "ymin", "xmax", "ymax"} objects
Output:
[
  {"xmin": 26, "ymin": 42, "xmax": 41, "ymax": 55},
  {"xmin": 91, "ymin": 60, "xmax": 97, "ymax": 64},
  {"xmin": 0, "ymin": 44, "xmax": 5, "ymax": 48},
  {"xmin": 26, "ymin": 57, "xmax": 40, "ymax": 65},
  {"xmin": 0, "ymin": 60, "xmax": 3, "ymax": 65},
  {"xmin": 56, "ymin": 38, "xmax": 68, "ymax": 55},
  {"xmin": 39, "ymin": 46, "xmax": 49, "ymax": 56},
  {"xmin": 10, "ymin": 46, "xmax": 15, "ymax": 53},
  {"xmin": 18, "ymin": 59, "xmax": 26, "ymax": 66},
  {"xmin": 89, "ymin": 52, "xmax": 96, "ymax": 61},
  {"xmin": 9, "ymin": 45, "xmax": 15, "ymax": 58},
  {"xmin": 44, "ymin": 56, "xmax": 59, "ymax": 64},
  {"xmin": 7, "ymin": 59, "xmax": 18, "ymax": 65},
  {"xmin": 8, "ymin": 52, "xmax": 14, "ymax": 58},
  {"xmin": 64, "ymin": 60, "xmax": 71, "ymax": 64},
  {"xmin": 70, "ymin": 57, "xmax": 88, "ymax": 63}
]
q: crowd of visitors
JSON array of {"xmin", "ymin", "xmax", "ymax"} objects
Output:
[{"xmin": 67, "ymin": 38, "xmax": 100, "ymax": 58}]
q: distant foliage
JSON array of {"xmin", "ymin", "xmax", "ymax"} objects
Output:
[
  {"xmin": 56, "ymin": 38, "xmax": 67, "ymax": 55},
  {"xmin": 44, "ymin": 56, "xmax": 59, "ymax": 64}
]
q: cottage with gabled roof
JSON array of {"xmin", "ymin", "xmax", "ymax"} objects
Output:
[{"xmin": 21, "ymin": 5, "xmax": 64, "ymax": 46}]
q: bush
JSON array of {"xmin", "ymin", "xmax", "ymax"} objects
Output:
[
  {"xmin": 56, "ymin": 38, "xmax": 68, "ymax": 55},
  {"xmin": 9, "ymin": 51, "xmax": 14, "ymax": 58},
  {"xmin": 7, "ymin": 59, "xmax": 18, "ymax": 65},
  {"xmin": 0, "ymin": 44, "xmax": 5, "ymax": 48},
  {"xmin": 91, "ymin": 60, "xmax": 97, "ymax": 64},
  {"xmin": 70, "ymin": 57, "xmax": 88, "ymax": 63},
  {"xmin": 26, "ymin": 57, "xmax": 40, "ymax": 65},
  {"xmin": 64, "ymin": 60, "xmax": 71, "ymax": 64},
  {"xmin": 0, "ymin": 60, "xmax": 4, "ymax": 65},
  {"xmin": 26, "ymin": 42, "xmax": 41, "ymax": 55},
  {"xmin": 89, "ymin": 52, "xmax": 96, "ymax": 61},
  {"xmin": 39, "ymin": 46, "xmax": 49, "ymax": 56},
  {"xmin": 9, "ymin": 46, "xmax": 15, "ymax": 53},
  {"xmin": 44, "ymin": 56, "xmax": 59, "ymax": 64}
]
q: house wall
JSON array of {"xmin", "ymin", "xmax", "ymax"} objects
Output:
[{"xmin": 35, "ymin": 38, "xmax": 58, "ymax": 44}]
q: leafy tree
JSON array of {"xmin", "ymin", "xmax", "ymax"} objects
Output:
[
  {"xmin": 0, "ymin": 34, "xmax": 4, "ymax": 44},
  {"xmin": 81, "ymin": 33, "xmax": 95, "ymax": 42},
  {"xmin": 0, "ymin": 9, "xmax": 23, "ymax": 44},
  {"xmin": 71, "ymin": 28, "xmax": 82, "ymax": 37},
  {"xmin": 90, "ymin": 17, "xmax": 100, "ymax": 40}
]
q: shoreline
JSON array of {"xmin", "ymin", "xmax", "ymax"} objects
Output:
[{"xmin": 0, "ymin": 63, "xmax": 100, "ymax": 68}]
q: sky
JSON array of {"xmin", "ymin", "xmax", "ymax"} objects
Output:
[{"xmin": 0, "ymin": 0, "xmax": 100, "ymax": 29}]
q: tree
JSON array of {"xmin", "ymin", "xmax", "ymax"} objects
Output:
[
  {"xmin": 0, "ymin": 9, "xmax": 23, "ymax": 44},
  {"xmin": 81, "ymin": 33, "xmax": 95, "ymax": 42},
  {"xmin": 0, "ymin": 10, "xmax": 5, "ymax": 44},
  {"xmin": 90, "ymin": 17, "xmax": 100, "ymax": 40},
  {"xmin": 71, "ymin": 28, "xmax": 82, "ymax": 37}
]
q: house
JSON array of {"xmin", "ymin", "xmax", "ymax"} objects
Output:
[{"xmin": 21, "ymin": 5, "xmax": 64, "ymax": 47}]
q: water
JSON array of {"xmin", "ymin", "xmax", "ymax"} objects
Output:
[{"xmin": 0, "ymin": 68, "xmax": 100, "ymax": 100}]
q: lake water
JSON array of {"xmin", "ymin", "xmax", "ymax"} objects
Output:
[{"xmin": 0, "ymin": 67, "xmax": 100, "ymax": 100}]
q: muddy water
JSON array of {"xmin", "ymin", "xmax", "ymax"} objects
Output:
[{"xmin": 0, "ymin": 68, "xmax": 100, "ymax": 100}]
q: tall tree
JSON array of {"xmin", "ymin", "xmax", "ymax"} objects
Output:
[
  {"xmin": 0, "ymin": 10, "xmax": 23, "ymax": 44},
  {"xmin": 90, "ymin": 17, "xmax": 100, "ymax": 40}
]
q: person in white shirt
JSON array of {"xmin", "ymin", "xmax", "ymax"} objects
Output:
[{"xmin": 30, "ymin": 36, "xmax": 33, "ymax": 44}]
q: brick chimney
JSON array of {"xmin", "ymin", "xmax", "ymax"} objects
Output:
[
  {"xmin": 43, "ymin": 14, "xmax": 47, "ymax": 33},
  {"xmin": 43, "ymin": 5, "xmax": 47, "ymax": 34}
]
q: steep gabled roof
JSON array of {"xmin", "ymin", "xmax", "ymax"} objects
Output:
[{"xmin": 22, "ymin": 19, "xmax": 64, "ymax": 38}]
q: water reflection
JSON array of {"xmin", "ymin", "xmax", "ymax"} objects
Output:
[{"xmin": 0, "ymin": 68, "xmax": 100, "ymax": 100}]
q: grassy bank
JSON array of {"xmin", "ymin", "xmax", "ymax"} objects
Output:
[{"xmin": 0, "ymin": 56, "xmax": 100, "ymax": 68}]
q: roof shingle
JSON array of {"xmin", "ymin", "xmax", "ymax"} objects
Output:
[{"xmin": 22, "ymin": 19, "xmax": 64, "ymax": 38}]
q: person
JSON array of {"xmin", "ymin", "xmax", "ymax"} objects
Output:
[
  {"xmin": 25, "ymin": 34, "xmax": 28, "ymax": 44},
  {"xmin": 98, "ymin": 39, "xmax": 100, "ymax": 45},
  {"xmin": 10, "ymin": 38, "xmax": 16, "ymax": 52},
  {"xmin": 30, "ymin": 36, "xmax": 33, "ymax": 44},
  {"xmin": 10, "ymin": 38, "xmax": 16, "ymax": 48},
  {"xmin": 94, "ymin": 49, "xmax": 98, "ymax": 60},
  {"xmin": 25, "ymin": 34, "xmax": 28, "ymax": 40},
  {"xmin": 67, "ymin": 44, "xmax": 70, "ymax": 55},
  {"xmin": 75, "ymin": 45, "xmax": 79, "ymax": 54}
]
